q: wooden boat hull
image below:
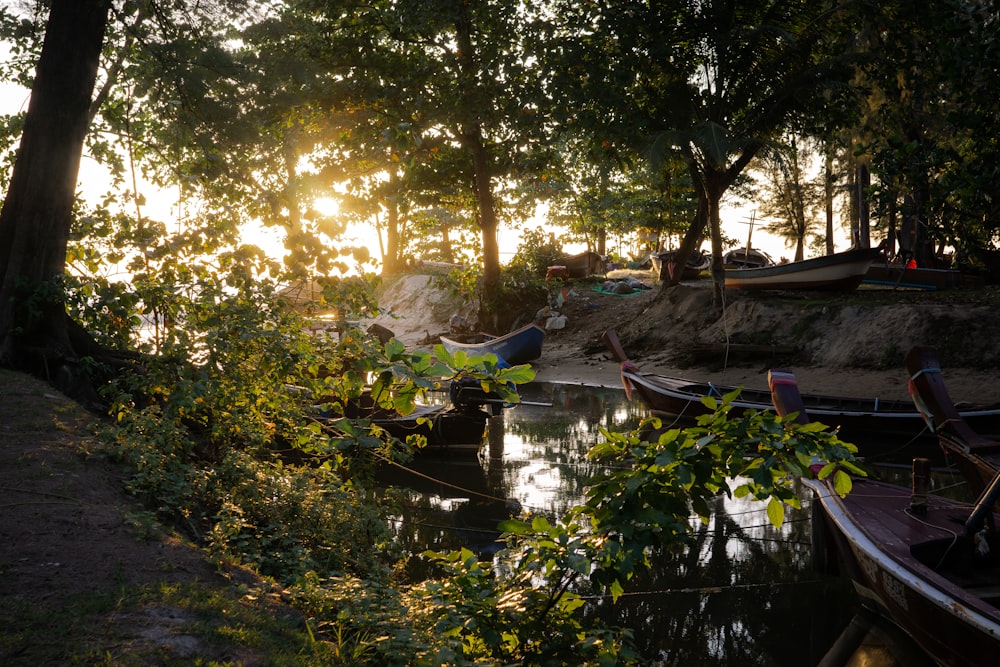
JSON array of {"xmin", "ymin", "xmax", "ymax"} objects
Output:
[
  {"xmin": 807, "ymin": 475, "xmax": 1000, "ymax": 666},
  {"xmin": 725, "ymin": 248, "xmax": 881, "ymax": 292},
  {"xmin": 440, "ymin": 323, "xmax": 545, "ymax": 365},
  {"xmin": 331, "ymin": 400, "xmax": 489, "ymax": 453},
  {"xmin": 864, "ymin": 263, "xmax": 980, "ymax": 290},
  {"xmin": 371, "ymin": 404, "xmax": 489, "ymax": 452},
  {"xmin": 312, "ymin": 388, "xmax": 493, "ymax": 454},
  {"xmin": 618, "ymin": 365, "xmax": 1000, "ymax": 440}
]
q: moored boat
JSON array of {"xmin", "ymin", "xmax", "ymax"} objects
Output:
[
  {"xmin": 725, "ymin": 248, "xmax": 881, "ymax": 292},
  {"xmin": 864, "ymin": 262, "xmax": 980, "ymax": 290},
  {"xmin": 770, "ymin": 368, "xmax": 1000, "ymax": 667},
  {"xmin": 806, "ymin": 472, "xmax": 1000, "ymax": 666},
  {"xmin": 906, "ymin": 344, "xmax": 1000, "ymax": 496},
  {"xmin": 602, "ymin": 328, "xmax": 1000, "ymax": 442},
  {"xmin": 313, "ymin": 389, "xmax": 493, "ymax": 454},
  {"xmin": 651, "ymin": 249, "xmax": 711, "ymax": 281},
  {"xmin": 440, "ymin": 323, "xmax": 545, "ymax": 366}
]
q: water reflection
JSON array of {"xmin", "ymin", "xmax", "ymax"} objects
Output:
[{"xmin": 378, "ymin": 382, "xmax": 945, "ymax": 665}]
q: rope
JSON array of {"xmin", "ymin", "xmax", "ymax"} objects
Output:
[
  {"xmin": 577, "ymin": 578, "xmax": 828, "ymax": 601},
  {"xmin": 909, "ymin": 367, "xmax": 941, "ymax": 381}
]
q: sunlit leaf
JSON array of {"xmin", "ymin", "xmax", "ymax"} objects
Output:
[{"xmin": 766, "ymin": 497, "xmax": 785, "ymax": 527}]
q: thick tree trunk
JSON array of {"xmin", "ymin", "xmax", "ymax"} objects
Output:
[
  {"xmin": 0, "ymin": 0, "xmax": 111, "ymax": 394},
  {"xmin": 454, "ymin": 2, "xmax": 502, "ymax": 328},
  {"xmin": 667, "ymin": 196, "xmax": 708, "ymax": 286}
]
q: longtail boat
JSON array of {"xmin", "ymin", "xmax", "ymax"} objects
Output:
[
  {"xmin": 602, "ymin": 328, "xmax": 1000, "ymax": 441},
  {"xmin": 770, "ymin": 368, "xmax": 1000, "ymax": 667},
  {"xmin": 724, "ymin": 248, "xmax": 881, "ymax": 292}
]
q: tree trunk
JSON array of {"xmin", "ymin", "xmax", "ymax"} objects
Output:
[
  {"xmin": 857, "ymin": 163, "xmax": 871, "ymax": 248},
  {"xmin": 824, "ymin": 143, "xmax": 834, "ymax": 255},
  {"xmin": 0, "ymin": 0, "xmax": 111, "ymax": 397},
  {"xmin": 382, "ymin": 172, "xmax": 402, "ymax": 276},
  {"xmin": 707, "ymin": 188, "xmax": 726, "ymax": 309},
  {"xmin": 454, "ymin": 2, "xmax": 502, "ymax": 328}
]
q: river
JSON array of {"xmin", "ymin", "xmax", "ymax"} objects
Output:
[{"xmin": 378, "ymin": 382, "xmax": 944, "ymax": 666}]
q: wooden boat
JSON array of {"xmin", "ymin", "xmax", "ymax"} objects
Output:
[
  {"xmin": 602, "ymin": 328, "xmax": 1000, "ymax": 441},
  {"xmin": 864, "ymin": 262, "xmax": 977, "ymax": 290},
  {"xmin": 558, "ymin": 250, "xmax": 605, "ymax": 278},
  {"xmin": 770, "ymin": 369, "xmax": 1000, "ymax": 666},
  {"xmin": 314, "ymin": 391, "xmax": 491, "ymax": 454},
  {"xmin": 365, "ymin": 403, "xmax": 489, "ymax": 453},
  {"xmin": 650, "ymin": 249, "xmax": 710, "ymax": 281},
  {"xmin": 905, "ymin": 345, "xmax": 1000, "ymax": 496},
  {"xmin": 807, "ymin": 471, "xmax": 1000, "ymax": 666},
  {"xmin": 440, "ymin": 323, "xmax": 545, "ymax": 366},
  {"xmin": 723, "ymin": 247, "xmax": 773, "ymax": 269},
  {"xmin": 724, "ymin": 248, "xmax": 881, "ymax": 292}
]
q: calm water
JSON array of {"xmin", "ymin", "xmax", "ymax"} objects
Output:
[{"xmin": 378, "ymin": 382, "xmax": 949, "ymax": 666}]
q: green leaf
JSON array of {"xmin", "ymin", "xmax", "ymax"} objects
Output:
[
  {"xmin": 499, "ymin": 365, "xmax": 536, "ymax": 384},
  {"xmin": 833, "ymin": 469, "xmax": 853, "ymax": 497},
  {"xmin": 766, "ymin": 497, "xmax": 785, "ymax": 528},
  {"xmin": 498, "ymin": 518, "xmax": 529, "ymax": 535},
  {"xmin": 531, "ymin": 515, "xmax": 552, "ymax": 532},
  {"xmin": 609, "ymin": 578, "xmax": 625, "ymax": 603}
]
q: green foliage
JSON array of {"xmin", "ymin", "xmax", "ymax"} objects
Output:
[
  {"xmin": 505, "ymin": 228, "xmax": 564, "ymax": 281},
  {"xmin": 407, "ymin": 544, "xmax": 637, "ymax": 666}
]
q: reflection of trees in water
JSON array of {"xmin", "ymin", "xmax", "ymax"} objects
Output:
[
  {"xmin": 377, "ymin": 416, "xmax": 518, "ymax": 563},
  {"xmin": 508, "ymin": 385, "xmax": 646, "ymax": 448},
  {"xmin": 583, "ymin": 489, "xmax": 855, "ymax": 665},
  {"xmin": 495, "ymin": 384, "xmax": 647, "ymax": 512}
]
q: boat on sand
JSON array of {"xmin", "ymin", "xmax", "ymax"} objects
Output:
[
  {"xmin": 724, "ymin": 248, "xmax": 881, "ymax": 292},
  {"xmin": 440, "ymin": 323, "xmax": 545, "ymax": 366}
]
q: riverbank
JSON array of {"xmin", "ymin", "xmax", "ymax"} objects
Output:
[{"xmin": 371, "ymin": 270, "xmax": 1000, "ymax": 404}]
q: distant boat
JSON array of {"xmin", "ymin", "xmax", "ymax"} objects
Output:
[
  {"xmin": 558, "ymin": 250, "xmax": 606, "ymax": 279},
  {"xmin": 440, "ymin": 323, "xmax": 545, "ymax": 366},
  {"xmin": 864, "ymin": 262, "xmax": 980, "ymax": 290},
  {"xmin": 650, "ymin": 249, "xmax": 710, "ymax": 280},
  {"xmin": 725, "ymin": 248, "xmax": 881, "ymax": 292},
  {"xmin": 770, "ymin": 369, "xmax": 1000, "ymax": 667},
  {"xmin": 723, "ymin": 247, "xmax": 774, "ymax": 269}
]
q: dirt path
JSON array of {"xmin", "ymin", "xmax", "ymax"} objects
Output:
[{"xmin": 0, "ymin": 370, "xmax": 301, "ymax": 665}]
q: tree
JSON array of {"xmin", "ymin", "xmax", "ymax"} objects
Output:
[
  {"xmin": 0, "ymin": 0, "xmax": 111, "ymax": 399},
  {"xmin": 758, "ymin": 136, "xmax": 822, "ymax": 261},
  {"xmin": 857, "ymin": 0, "xmax": 1000, "ymax": 267},
  {"xmin": 544, "ymin": 0, "xmax": 862, "ymax": 305}
]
